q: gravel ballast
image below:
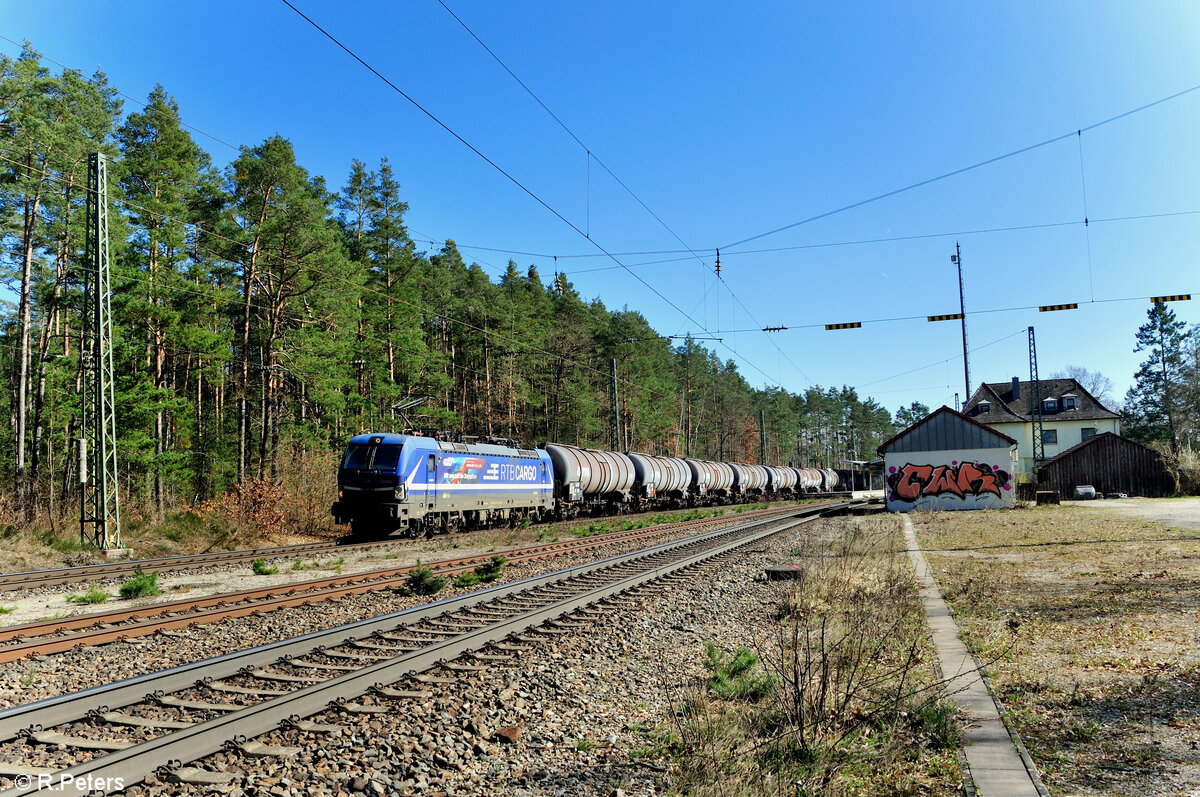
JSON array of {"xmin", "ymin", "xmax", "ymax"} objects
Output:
[{"xmin": 20, "ymin": 516, "xmax": 833, "ymax": 796}]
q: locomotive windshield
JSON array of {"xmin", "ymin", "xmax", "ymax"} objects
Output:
[{"xmin": 341, "ymin": 443, "xmax": 402, "ymax": 471}]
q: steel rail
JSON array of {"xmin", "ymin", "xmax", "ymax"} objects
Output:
[
  {"xmin": 0, "ymin": 501, "xmax": 824, "ymax": 593},
  {"xmin": 0, "ymin": 540, "xmax": 380, "ymax": 593},
  {"xmin": 0, "ymin": 503, "xmax": 849, "ymax": 747},
  {"xmin": 0, "ymin": 504, "xmax": 815, "ymax": 658},
  {"xmin": 4, "ymin": 503, "xmax": 851, "ymax": 795}
]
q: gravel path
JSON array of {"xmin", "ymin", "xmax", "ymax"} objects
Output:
[{"xmin": 101, "ymin": 517, "xmax": 823, "ymax": 797}]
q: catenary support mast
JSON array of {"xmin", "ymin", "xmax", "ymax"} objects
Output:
[{"xmin": 81, "ymin": 153, "xmax": 122, "ymax": 550}]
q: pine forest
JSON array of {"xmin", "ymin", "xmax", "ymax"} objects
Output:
[{"xmin": 0, "ymin": 48, "xmax": 897, "ymax": 534}]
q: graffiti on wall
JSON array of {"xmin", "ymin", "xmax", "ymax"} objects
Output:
[{"xmin": 887, "ymin": 461, "xmax": 1011, "ymax": 504}]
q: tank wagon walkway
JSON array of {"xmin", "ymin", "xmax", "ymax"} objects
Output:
[{"xmin": 902, "ymin": 516, "xmax": 1049, "ymax": 797}]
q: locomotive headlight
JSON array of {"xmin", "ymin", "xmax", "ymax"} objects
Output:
[
  {"xmin": 394, "ymin": 484, "xmax": 407, "ymax": 500},
  {"xmin": 338, "ymin": 488, "xmax": 344, "ymax": 499}
]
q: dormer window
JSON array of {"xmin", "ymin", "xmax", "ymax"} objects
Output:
[
  {"xmin": 1062, "ymin": 395, "xmax": 1078, "ymax": 410},
  {"xmin": 1043, "ymin": 398, "xmax": 1057, "ymax": 412},
  {"xmin": 978, "ymin": 402, "xmax": 991, "ymax": 414}
]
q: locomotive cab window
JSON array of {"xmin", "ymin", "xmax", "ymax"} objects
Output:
[
  {"xmin": 372, "ymin": 444, "xmax": 402, "ymax": 472},
  {"xmin": 342, "ymin": 444, "xmax": 370, "ymax": 470},
  {"xmin": 342, "ymin": 443, "xmax": 402, "ymax": 471},
  {"xmin": 427, "ymin": 454, "xmax": 436, "ymax": 474}
]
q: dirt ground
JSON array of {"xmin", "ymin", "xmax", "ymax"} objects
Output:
[
  {"xmin": 916, "ymin": 500, "xmax": 1200, "ymax": 797},
  {"xmin": 1071, "ymin": 496, "xmax": 1200, "ymax": 531}
]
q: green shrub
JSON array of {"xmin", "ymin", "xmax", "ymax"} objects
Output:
[
  {"xmin": 68, "ymin": 587, "xmax": 110, "ymax": 605},
  {"xmin": 453, "ymin": 555, "xmax": 508, "ymax": 588},
  {"xmin": 908, "ymin": 699, "xmax": 960, "ymax": 750},
  {"xmin": 118, "ymin": 567, "xmax": 161, "ymax": 599},
  {"xmin": 571, "ymin": 522, "xmax": 608, "ymax": 538},
  {"xmin": 404, "ymin": 562, "xmax": 447, "ymax": 596},
  {"xmin": 453, "ymin": 571, "xmax": 481, "ymax": 588},
  {"xmin": 703, "ymin": 641, "xmax": 774, "ymax": 701},
  {"xmin": 475, "ymin": 555, "xmax": 507, "ymax": 582},
  {"xmin": 251, "ymin": 557, "xmax": 278, "ymax": 575},
  {"xmin": 0, "ymin": 605, "xmax": 15, "ymax": 614},
  {"xmin": 35, "ymin": 529, "xmax": 87, "ymax": 554}
]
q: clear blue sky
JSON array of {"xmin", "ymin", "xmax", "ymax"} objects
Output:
[{"xmin": 5, "ymin": 1, "xmax": 1200, "ymax": 415}]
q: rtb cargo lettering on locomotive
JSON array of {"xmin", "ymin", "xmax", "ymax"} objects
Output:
[{"xmin": 499, "ymin": 463, "xmax": 539, "ymax": 481}]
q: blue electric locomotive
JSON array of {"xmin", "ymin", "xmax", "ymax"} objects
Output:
[{"xmin": 331, "ymin": 433, "xmax": 554, "ymax": 536}]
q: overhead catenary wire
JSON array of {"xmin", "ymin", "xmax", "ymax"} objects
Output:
[
  {"xmin": 406, "ymin": 207, "xmax": 1200, "ymax": 266},
  {"xmin": 276, "ymin": 0, "xmax": 790, "ymax": 395},
  {"xmin": 855, "ymin": 328, "xmax": 1028, "ymax": 390},
  {"xmin": 705, "ymin": 289, "xmax": 1197, "ymax": 335},
  {"xmin": 5, "ymin": 147, "xmax": 1191, "ymax": 409},
  {"xmin": 9, "ymin": 28, "xmax": 1194, "ymax": 399},
  {"xmin": 0, "ymin": 34, "xmax": 242, "ymax": 154},
  {"xmin": 719, "ymin": 81, "xmax": 1200, "ymax": 250},
  {"xmin": 435, "ymin": 0, "xmax": 812, "ymax": 389},
  {"xmin": 6, "ymin": 33, "xmax": 1193, "ymax": 408},
  {"xmin": 1077, "ymin": 130, "xmax": 1095, "ymax": 303},
  {"xmin": 433, "ymin": 0, "xmax": 711, "ymax": 272},
  {"xmin": 0, "ymin": 148, "xmax": 697, "ymax": 409}
]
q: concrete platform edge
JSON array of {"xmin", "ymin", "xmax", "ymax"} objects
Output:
[{"xmin": 902, "ymin": 515, "xmax": 1051, "ymax": 797}]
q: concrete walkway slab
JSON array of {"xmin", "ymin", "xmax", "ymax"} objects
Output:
[{"xmin": 902, "ymin": 515, "xmax": 1048, "ymax": 797}]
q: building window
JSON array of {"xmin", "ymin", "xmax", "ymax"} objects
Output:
[
  {"xmin": 1062, "ymin": 395, "xmax": 1077, "ymax": 410},
  {"xmin": 1043, "ymin": 398, "xmax": 1057, "ymax": 412},
  {"xmin": 1042, "ymin": 429, "xmax": 1058, "ymax": 445},
  {"xmin": 978, "ymin": 402, "xmax": 991, "ymax": 414},
  {"xmin": 1081, "ymin": 427, "xmax": 1097, "ymax": 440}
]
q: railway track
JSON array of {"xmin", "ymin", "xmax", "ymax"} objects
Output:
[
  {"xmin": 0, "ymin": 500, "xmax": 859, "ymax": 795},
  {"xmin": 0, "ymin": 499, "xmax": 840, "ymax": 594},
  {"xmin": 0, "ymin": 504, "xmax": 815, "ymax": 663},
  {"xmin": 0, "ymin": 540, "xmax": 378, "ymax": 594}
]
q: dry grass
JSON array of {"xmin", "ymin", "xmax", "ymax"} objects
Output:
[
  {"xmin": 666, "ymin": 515, "xmax": 960, "ymax": 797},
  {"xmin": 917, "ymin": 503, "xmax": 1200, "ymax": 795}
]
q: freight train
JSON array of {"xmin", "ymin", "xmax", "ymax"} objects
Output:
[{"xmin": 330, "ymin": 432, "xmax": 842, "ymax": 537}]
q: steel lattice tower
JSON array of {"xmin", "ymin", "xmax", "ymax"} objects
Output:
[
  {"xmin": 81, "ymin": 153, "xmax": 122, "ymax": 549},
  {"xmin": 1028, "ymin": 326, "xmax": 1044, "ymax": 466}
]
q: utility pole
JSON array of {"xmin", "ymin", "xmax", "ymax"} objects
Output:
[
  {"xmin": 610, "ymin": 358, "xmax": 619, "ymax": 451},
  {"xmin": 953, "ymin": 242, "xmax": 971, "ymax": 398},
  {"xmin": 758, "ymin": 409, "xmax": 766, "ymax": 465},
  {"xmin": 81, "ymin": 153, "xmax": 122, "ymax": 551},
  {"xmin": 1029, "ymin": 326, "xmax": 1044, "ymax": 467}
]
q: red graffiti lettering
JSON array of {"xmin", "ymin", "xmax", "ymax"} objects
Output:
[
  {"xmin": 956, "ymin": 462, "xmax": 1001, "ymax": 498},
  {"xmin": 924, "ymin": 466, "xmax": 965, "ymax": 498},
  {"xmin": 894, "ymin": 464, "xmax": 933, "ymax": 502},
  {"xmin": 888, "ymin": 462, "xmax": 1010, "ymax": 503}
]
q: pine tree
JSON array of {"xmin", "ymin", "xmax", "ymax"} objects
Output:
[
  {"xmin": 0, "ymin": 45, "xmax": 122, "ymax": 517},
  {"xmin": 116, "ymin": 85, "xmax": 211, "ymax": 515},
  {"xmin": 1123, "ymin": 303, "xmax": 1189, "ymax": 450},
  {"xmin": 894, "ymin": 401, "xmax": 930, "ymax": 430}
]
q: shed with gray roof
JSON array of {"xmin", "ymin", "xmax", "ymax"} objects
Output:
[{"xmin": 877, "ymin": 406, "xmax": 1018, "ymax": 512}]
